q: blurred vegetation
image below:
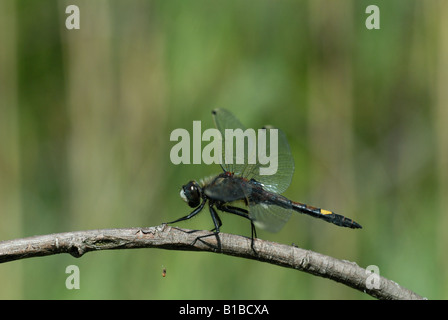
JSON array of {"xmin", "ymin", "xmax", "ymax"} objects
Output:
[{"xmin": 0, "ymin": 0, "xmax": 447, "ymax": 299}]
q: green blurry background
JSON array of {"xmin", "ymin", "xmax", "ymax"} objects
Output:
[{"xmin": 0, "ymin": 0, "xmax": 447, "ymax": 299}]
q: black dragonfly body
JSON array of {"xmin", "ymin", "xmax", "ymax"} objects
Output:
[{"xmin": 168, "ymin": 109, "xmax": 361, "ymax": 252}]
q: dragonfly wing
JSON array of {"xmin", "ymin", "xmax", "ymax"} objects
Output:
[
  {"xmin": 212, "ymin": 109, "xmax": 295, "ymax": 194},
  {"xmin": 212, "ymin": 108, "xmax": 258, "ymax": 177},
  {"xmin": 248, "ymin": 202, "xmax": 292, "ymax": 233},
  {"xmin": 250, "ymin": 126, "xmax": 295, "ymax": 194}
]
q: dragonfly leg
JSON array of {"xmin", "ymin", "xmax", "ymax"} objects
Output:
[
  {"xmin": 165, "ymin": 199, "xmax": 206, "ymax": 225},
  {"xmin": 216, "ymin": 204, "xmax": 258, "ymax": 254},
  {"xmin": 190, "ymin": 203, "xmax": 222, "ymax": 252},
  {"xmin": 210, "ymin": 208, "xmax": 222, "ymax": 232}
]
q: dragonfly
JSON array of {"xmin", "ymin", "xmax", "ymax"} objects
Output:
[{"xmin": 167, "ymin": 109, "xmax": 362, "ymax": 252}]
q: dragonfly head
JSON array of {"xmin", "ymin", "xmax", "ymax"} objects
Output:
[{"xmin": 180, "ymin": 181, "xmax": 202, "ymax": 208}]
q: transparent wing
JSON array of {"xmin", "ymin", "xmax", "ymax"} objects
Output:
[
  {"xmin": 212, "ymin": 108, "xmax": 294, "ymax": 194},
  {"xmin": 212, "ymin": 108, "xmax": 258, "ymax": 178},
  {"xmin": 248, "ymin": 202, "xmax": 292, "ymax": 233},
  {"xmin": 251, "ymin": 125, "xmax": 295, "ymax": 194}
]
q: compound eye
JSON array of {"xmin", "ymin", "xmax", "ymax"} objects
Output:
[{"xmin": 180, "ymin": 181, "xmax": 201, "ymax": 208}]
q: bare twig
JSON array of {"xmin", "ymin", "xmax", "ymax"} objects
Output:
[{"xmin": 0, "ymin": 224, "xmax": 424, "ymax": 300}]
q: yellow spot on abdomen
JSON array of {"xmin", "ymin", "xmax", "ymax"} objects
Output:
[{"xmin": 321, "ymin": 209, "xmax": 333, "ymax": 215}]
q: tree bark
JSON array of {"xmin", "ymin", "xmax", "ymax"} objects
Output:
[{"xmin": 0, "ymin": 224, "xmax": 424, "ymax": 300}]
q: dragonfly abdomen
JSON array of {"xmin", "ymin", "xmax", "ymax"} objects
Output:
[{"xmin": 291, "ymin": 202, "xmax": 362, "ymax": 229}]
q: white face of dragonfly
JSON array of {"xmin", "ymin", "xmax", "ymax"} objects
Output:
[{"xmin": 180, "ymin": 189, "xmax": 188, "ymax": 203}]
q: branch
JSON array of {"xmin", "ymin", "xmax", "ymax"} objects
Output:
[{"xmin": 0, "ymin": 224, "xmax": 424, "ymax": 300}]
